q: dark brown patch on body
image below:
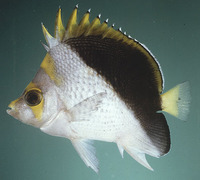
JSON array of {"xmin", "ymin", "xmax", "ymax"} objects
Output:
[{"xmin": 66, "ymin": 35, "xmax": 170, "ymax": 155}]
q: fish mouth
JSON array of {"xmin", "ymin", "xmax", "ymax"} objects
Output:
[
  {"xmin": 7, "ymin": 106, "xmax": 15, "ymax": 116},
  {"xmin": 6, "ymin": 105, "xmax": 19, "ymax": 119}
]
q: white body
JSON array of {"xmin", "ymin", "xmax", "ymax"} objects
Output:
[
  {"xmin": 38, "ymin": 43, "xmax": 160, "ymax": 172},
  {"xmin": 7, "ymin": 7, "xmax": 191, "ymax": 173}
]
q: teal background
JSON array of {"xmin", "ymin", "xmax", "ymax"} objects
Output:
[{"xmin": 1, "ymin": 0, "xmax": 199, "ymax": 179}]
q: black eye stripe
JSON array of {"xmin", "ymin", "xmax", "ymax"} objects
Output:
[{"xmin": 24, "ymin": 89, "xmax": 42, "ymax": 106}]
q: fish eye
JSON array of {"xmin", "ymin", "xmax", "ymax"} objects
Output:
[{"xmin": 24, "ymin": 89, "xmax": 43, "ymax": 106}]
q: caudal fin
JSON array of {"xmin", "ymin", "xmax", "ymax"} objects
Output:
[{"xmin": 161, "ymin": 82, "xmax": 191, "ymax": 120}]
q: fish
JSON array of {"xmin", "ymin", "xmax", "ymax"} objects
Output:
[{"xmin": 7, "ymin": 5, "xmax": 191, "ymax": 173}]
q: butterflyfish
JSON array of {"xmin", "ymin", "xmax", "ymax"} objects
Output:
[{"xmin": 7, "ymin": 5, "xmax": 191, "ymax": 173}]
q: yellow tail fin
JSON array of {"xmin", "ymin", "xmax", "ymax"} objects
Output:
[{"xmin": 161, "ymin": 82, "xmax": 191, "ymax": 120}]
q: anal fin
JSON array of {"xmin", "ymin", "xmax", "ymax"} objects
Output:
[
  {"xmin": 117, "ymin": 143, "xmax": 124, "ymax": 158},
  {"xmin": 125, "ymin": 146, "xmax": 153, "ymax": 171},
  {"xmin": 71, "ymin": 139, "xmax": 99, "ymax": 173}
]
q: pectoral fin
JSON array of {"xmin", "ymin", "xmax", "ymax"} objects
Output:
[
  {"xmin": 71, "ymin": 139, "xmax": 99, "ymax": 173},
  {"xmin": 69, "ymin": 92, "xmax": 106, "ymax": 122}
]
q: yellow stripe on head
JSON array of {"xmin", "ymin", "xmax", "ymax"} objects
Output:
[
  {"xmin": 40, "ymin": 53, "xmax": 62, "ymax": 85},
  {"xmin": 8, "ymin": 98, "xmax": 20, "ymax": 110}
]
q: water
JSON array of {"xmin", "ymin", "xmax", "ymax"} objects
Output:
[{"xmin": 1, "ymin": 0, "xmax": 199, "ymax": 179}]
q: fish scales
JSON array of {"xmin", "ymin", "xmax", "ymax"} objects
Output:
[
  {"xmin": 66, "ymin": 35, "xmax": 170, "ymax": 155},
  {"xmin": 48, "ymin": 42, "xmax": 151, "ymax": 147},
  {"xmin": 7, "ymin": 6, "xmax": 191, "ymax": 173}
]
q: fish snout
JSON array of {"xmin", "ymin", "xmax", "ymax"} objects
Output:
[{"xmin": 6, "ymin": 101, "xmax": 20, "ymax": 120}]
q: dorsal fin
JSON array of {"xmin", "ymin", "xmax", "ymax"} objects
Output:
[
  {"xmin": 62, "ymin": 6, "xmax": 135, "ymax": 43},
  {"xmin": 76, "ymin": 9, "xmax": 90, "ymax": 37},
  {"xmin": 42, "ymin": 6, "xmax": 164, "ymax": 93},
  {"xmin": 62, "ymin": 6, "xmax": 163, "ymax": 93},
  {"xmin": 54, "ymin": 8, "xmax": 65, "ymax": 41}
]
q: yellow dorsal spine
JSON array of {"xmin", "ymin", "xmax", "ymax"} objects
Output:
[
  {"xmin": 65, "ymin": 5, "xmax": 78, "ymax": 39},
  {"xmin": 42, "ymin": 24, "xmax": 53, "ymax": 44},
  {"xmin": 76, "ymin": 10, "xmax": 90, "ymax": 37},
  {"xmin": 55, "ymin": 8, "xmax": 65, "ymax": 40},
  {"xmin": 41, "ymin": 6, "xmax": 164, "ymax": 93},
  {"xmin": 85, "ymin": 15, "xmax": 101, "ymax": 36},
  {"xmin": 98, "ymin": 20, "xmax": 108, "ymax": 33},
  {"xmin": 102, "ymin": 26, "xmax": 116, "ymax": 39},
  {"xmin": 42, "ymin": 23, "xmax": 58, "ymax": 48}
]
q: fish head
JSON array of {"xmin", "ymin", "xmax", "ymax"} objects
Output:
[
  {"xmin": 7, "ymin": 8, "xmax": 66, "ymax": 128},
  {"xmin": 7, "ymin": 66, "xmax": 62, "ymax": 128},
  {"xmin": 7, "ymin": 87, "xmax": 43, "ymax": 127}
]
